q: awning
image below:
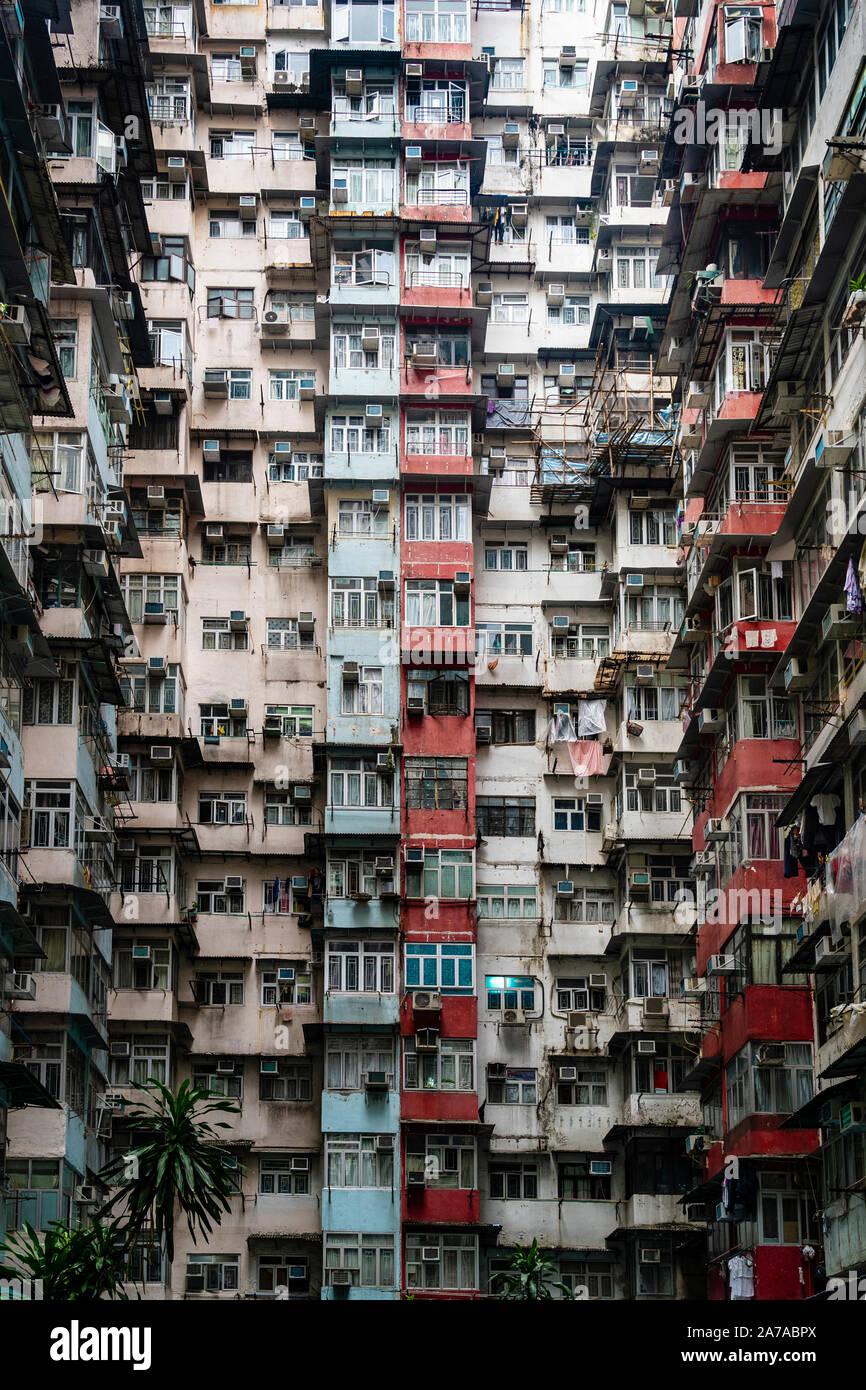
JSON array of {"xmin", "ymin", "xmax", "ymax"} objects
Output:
[
  {"xmin": 778, "ymin": 1077, "xmax": 860, "ymax": 1128},
  {"xmin": 0, "ymin": 1060, "xmax": 61, "ymax": 1108},
  {"xmin": 775, "ymin": 762, "xmax": 841, "ymax": 828}
]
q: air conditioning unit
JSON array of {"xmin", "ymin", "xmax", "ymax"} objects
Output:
[
  {"xmin": 637, "ymin": 767, "xmax": 656, "ymax": 785},
  {"xmin": 166, "ymin": 156, "xmax": 186, "ymax": 181},
  {"xmin": 148, "ymin": 657, "xmax": 166, "ymax": 677},
  {"xmin": 405, "ymin": 144, "xmax": 422, "ymax": 169},
  {"xmin": 330, "ymin": 1269, "xmax": 352, "ymax": 1286},
  {"xmin": 640, "ymin": 149, "xmax": 659, "ymax": 170},
  {"xmin": 637, "ymin": 1040, "xmax": 656, "ymax": 1055},
  {"xmin": 205, "ymin": 523, "xmax": 224, "ymax": 540},
  {"xmin": 546, "ymin": 283, "xmax": 565, "ymax": 307},
  {"xmin": 147, "ymin": 485, "xmax": 166, "ymax": 506},
  {"xmin": 839, "ymin": 1103, "xmax": 866, "ymax": 1133},
  {"xmin": 454, "ymin": 571, "xmax": 471, "ymax": 594},
  {"xmin": 475, "ymin": 282, "xmax": 493, "ymax": 305},
  {"xmin": 590, "ymin": 1160, "xmax": 612, "ymax": 1176},
  {"xmin": 116, "ymin": 837, "xmax": 136, "ymax": 856},
  {"xmin": 597, "ymin": 252, "xmax": 613, "ymax": 272},
  {"xmin": 814, "ymin": 935, "xmax": 844, "ymax": 965},
  {"xmin": 503, "ymin": 122, "xmax": 520, "ymax": 148},
  {"xmin": 510, "ymin": 203, "xmax": 528, "ymax": 227},
  {"xmin": 332, "ymin": 178, "xmax": 349, "ymax": 202},
  {"xmin": 625, "ymin": 573, "xmax": 644, "ymax": 590},
  {"xmin": 266, "ymin": 524, "xmax": 285, "ymax": 546},
  {"xmin": 412, "ymin": 342, "xmax": 439, "ymax": 369},
  {"xmin": 229, "ymin": 610, "xmax": 247, "ymax": 630},
  {"xmin": 299, "ymin": 378, "xmax": 316, "ymax": 400},
  {"xmin": 0, "ymin": 304, "xmax": 30, "ymax": 345},
  {"xmin": 372, "ymin": 489, "xmax": 389, "ymax": 504},
  {"xmin": 635, "ymin": 664, "xmax": 655, "ymax": 684},
  {"xmin": 559, "ymin": 45, "xmax": 576, "ymax": 66},
  {"xmin": 363, "ymin": 1070, "xmax": 390, "ymax": 1090},
  {"xmin": 674, "ymin": 760, "xmax": 694, "ymax": 784},
  {"xmin": 547, "ymin": 123, "xmax": 565, "ymax": 137},
  {"xmin": 405, "ymin": 846, "xmax": 424, "ymax": 863},
  {"xmin": 421, "ymin": 1247, "xmax": 440, "ymax": 1262},
  {"xmin": 76, "ymin": 1184, "xmax": 99, "ymax": 1204},
  {"xmin": 639, "ymin": 1249, "xmax": 660, "ymax": 1264},
  {"xmin": 568, "ymin": 1011, "xmax": 594, "ymax": 1029},
  {"xmin": 415, "ymin": 1028, "xmax": 439, "ymax": 1051},
  {"xmin": 419, "ymin": 227, "xmax": 437, "ymax": 249},
  {"xmin": 706, "ymin": 954, "xmax": 736, "ymax": 976},
  {"xmin": 687, "ymin": 381, "xmax": 711, "ymax": 409},
  {"xmin": 376, "ymin": 1134, "xmax": 395, "ymax": 1151},
  {"xmin": 413, "ymin": 991, "xmax": 442, "ymax": 1011},
  {"xmin": 559, "ymin": 1066, "xmax": 578, "ymax": 1081},
  {"xmin": 770, "ymin": 380, "xmax": 806, "ymax": 417},
  {"xmin": 756, "ymin": 1043, "xmax": 786, "ymax": 1065},
  {"xmin": 629, "ymin": 871, "xmax": 650, "ymax": 897},
  {"xmin": 149, "ymin": 745, "xmax": 173, "ymax": 764},
  {"xmin": 497, "ymin": 363, "xmax": 515, "ymax": 386},
  {"xmin": 153, "ymin": 393, "xmax": 173, "ymax": 414},
  {"xmin": 699, "ymin": 707, "xmax": 725, "ymax": 733},
  {"xmin": 784, "ymin": 657, "xmax": 815, "ymax": 692},
  {"xmin": 366, "ymin": 403, "xmax": 383, "ymax": 419},
  {"xmin": 299, "ymin": 196, "xmax": 317, "ymax": 218},
  {"xmin": 297, "ymin": 611, "xmax": 315, "ymax": 633},
  {"xmin": 407, "ymin": 696, "xmax": 425, "ymax": 715},
  {"xmin": 704, "ymin": 818, "xmax": 728, "ymax": 842},
  {"xmin": 299, "ymin": 116, "xmax": 316, "ymax": 133},
  {"xmin": 501, "ymin": 1007, "xmax": 527, "ymax": 1025},
  {"xmin": 345, "ymin": 67, "xmax": 363, "ymax": 94},
  {"xmin": 619, "ymin": 79, "xmax": 639, "ymax": 106},
  {"xmin": 406, "ymin": 62, "xmax": 423, "ymax": 77},
  {"xmin": 263, "ymin": 714, "xmax": 282, "ymax": 735},
  {"xmin": 558, "ymin": 363, "xmax": 576, "ymax": 385},
  {"xmin": 643, "ymin": 996, "xmax": 669, "ymax": 1018},
  {"xmin": 589, "ymin": 974, "xmax": 606, "ymax": 990},
  {"xmin": 35, "ymin": 103, "xmax": 65, "ymax": 148},
  {"xmin": 361, "ymin": 324, "xmax": 381, "ymax": 351},
  {"xmin": 202, "ymin": 440, "xmax": 221, "ymax": 459},
  {"xmin": 556, "ymin": 880, "xmax": 574, "ymax": 897}
]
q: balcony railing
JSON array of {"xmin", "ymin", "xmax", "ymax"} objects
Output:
[
  {"xmin": 407, "ymin": 270, "xmax": 465, "ymax": 288},
  {"xmin": 412, "ymin": 188, "xmax": 469, "ymax": 206}
]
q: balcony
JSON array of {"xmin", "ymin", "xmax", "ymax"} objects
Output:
[
  {"xmin": 400, "ymin": 624, "xmax": 476, "ymax": 667},
  {"xmin": 612, "ymin": 996, "xmax": 703, "ymax": 1039},
  {"xmin": 109, "ymin": 988, "xmax": 180, "ymax": 1027},
  {"xmin": 615, "ymin": 1192, "xmax": 703, "ymax": 1232},
  {"xmin": 324, "ymin": 803, "xmax": 401, "ymax": 836},
  {"xmin": 401, "ymin": 267, "xmax": 472, "ymax": 313},
  {"xmin": 323, "ymin": 991, "xmax": 401, "ymax": 1027},
  {"xmin": 14, "ymin": 970, "xmax": 107, "ymax": 1046},
  {"xmin": 613, "ymin": 1092, "xmax": 702, "ymax": 1132}
]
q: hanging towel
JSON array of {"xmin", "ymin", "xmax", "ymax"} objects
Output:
[
  {"xmin": 567, "ymin": 740, "xmax": 605, "ymax": 778},
  {"xmin": 845, "ymin": 557, "xmax": 864, "ymax": 614},
  {"xmin": 577, "ymin": 698, "xmax": 607, "ymax": 737}
]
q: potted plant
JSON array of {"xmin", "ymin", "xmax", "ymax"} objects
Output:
[{"xmin": 842, "ymin": 274, "xmax": 866, "ymax": 328}]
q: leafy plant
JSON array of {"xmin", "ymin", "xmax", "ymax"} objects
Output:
[
  {"xmin": 0, "ymin": 1220, "xmax": 128, "ymax": 1301},
  {"xmin": 850, "ymin": 274, "xmax": 866, "ymax": 294},
  {"xmin": 0, "ymin": 1082, "xmax": 240, "ymax": 1299},
  {"xmin": 99, "ymin": 1079, "xmax": 241, "ymax": 1263},
  {"xmin": 489, "ymin": 1238, "xmax": 574, "ymax": 1301}
]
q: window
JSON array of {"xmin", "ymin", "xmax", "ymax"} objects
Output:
[
  {"xmin": 334, "ymin": 244, "xmax": 395, "ymax": 285},
  {"xmin": 484, "ymin": 540, "xmax": 527, "ymax": 571},
  {"xmin": 63, "ymin": 101, "xmax": 94, "ymax": 155},
  {"xmin": 200, "ymin": 703, "xmax": 246, "ymax": 739},
  {"xmin": 208, "ymin": 213, "xmax": 256, "ymax": 238},
  {"xmin": 561, "ymin": 1261, "xmax": 613, "ymax": 1299},
  {"xmin": 551, "ymin": 624, "xmax": 610, "ymax": 659},
  {"xmin": 194, "ymin": 971, "xmax": 244, "ymax": 1005},
  {"xmin": 404, "ymin": 578, "xmax": 469, "ymax": 627},
  {"xmin": 329, "ymin": 756, "xmax": 393, "ymax": 807},
  {"xmin": 186, "ymin": 1255, "xmax": 239, "ymax": 1294},
  {"xmin": 404, "ymin": 493, "xmax": 470, "ymax": 541},
  {"xmin": 405, "ymin": 849, "xmax": 473, "ymax": 900},
  {"xmin": 404, "ymin": 409, "xmax": 469, "ymax": 455},
  {"xmin": 404, "ymin": 757, "xmax": 468, "ymax": 810},
  {"xmin": 491, "ymin": 58, "xmax": 524, "ymax": 89},
  {"xmin": 32, "ymin": 432, "xmax": 84, "ymax": 493},
  {"xmin": 209, "ymin": 130, "xmax": 255, "ymax": 158},
  {"xmin": 476, "ymin": 884, "xmax": 537, "ymax": 919},
  {"xmin": 148, "ymin": 76, "xmax": 191, "ymax": 122},
  {"xmin": 266, "ymin": 535, "xmax": 316, "ymax": 569},
  {"xmin": 191, "ymin": 1060, "xmax": 243, "ymax": 1100},
  {"xmin": 724, "ymin": 4, "xmax": 762, "ymax": 61},
  {"xmin": 558, "ymin": 1158, "xmax": 612, "ymax": 1199},
  {"xmin": 557, "ymin": 1069, "xmax": 608, "ymax": 1106},
  {"xmin": 555, "ymin": 977, "xmax": 606, "ymax": 1012},
  {"xmin": 404, "ymin": 0, "xmax": 468, "ymax": 41},
  {"xmin": 405, "ymin": 942, "xmax": 474, "ymax": 992},
  {"xmin": 196, "ymin": 878, "xmax": 246, "ymax": 914},
  {"xmin": 22, "ymin": 781, "xmax": 72, "ymax": 848},
  {"xmin": 341, "ymin": 665, "xmax": 384, "ymax": 716},
  {"xmin": 258, "ymin": 1157, "xmax": 310, "ymax": 1195},
  {"xmin": 486, "ymin": 974, "xmax": 536, "ymax": 1012},
  {"xmin": 260, "ymin": 1061, "xmax": 312, "ymax": 1102},
  {"xmin": 405, "ymin": 1233, "xmax": 477, "ymax": 1291},
  {"xmin": 759, "ymin": 1172, "xmax": 820, "ymax": 1246},
  {"xmin": 633, "ymin": 1041, "xmax": 692, "ymax": 1096},
  {"xmin": 636, "ymin": 1243, "xmax": 673, "ymax": 1297},
  {"xmin": 405, "ymin": 160, "xmax": 469, "ymax": 206},
  {"xmin": 207, "ymin": 287, "xmax": 254, "ymax": 320},
  {"xmin": 623, "ymin": 769, "xmax": 681, "ymax": 815},
  {"xmin": 268, "ymin": 369, "xmax": 306, "ymax": 402},
  {"xmin": 553, "ymin": 797, "xmax": 602, "ymax": 833},
  {"xmin": 326, "ymin": 1135, "xmax": 394, "ymax": 1188},
  {"xmin": 628, "ymin": 507, "xmax": 677, "ymax": 546},
  {"xmin": 118, "ymin": 848, "xmax": 177, "ymax": 897},
  {"xmin": 629, "ymin": 950, "xmax": 677, "ymax": 999},
  {"xmin": 269, "ymin": 450, "xmax": 322, "ymax": 481},
  {"xmin": 542, "ymin": 58, "xmax": 588, "ymax": 87},
  {"xmin": 113, "ymin": 942, "xmax": 173, "ymax": 991},
  {"xmin": 487, "ymin": 1065, "xmax": 537, "ymax": 1103},
  {"xmin": 329, "ymin": 412, "xmax": 392, "ymax": 453},
  {"xmin": 324, "ymin": 1234, "xmax": 395, "ymax": 1289},
  {"xmin": 263, "ymin": 871, "xmax": 311, "ymax": 913},
  {"xmin": 404, "ymin": 78, "xmax": 466, "ymax": 124},
  {"xmin": 325, "ymin": 1035, "xmax": 395, "ymax": 1090},
  {"xmin": 333, "ymin": 325, "xmax": 395, "ymax": 370},
  {"xmin": 476, "ymin": 796, "xmax": 535, "ymax": 837},
  {"xmin": 147, "ymin": 321, "xmax": 190, "ymax": 374},
  {"xmin": 198, "ymin": 791, "xmax": 247, "ymax": 825},
  {"xmin": 476, "ymin": 710, "xmax": 535, "ymax": 744},
  {"xmin": 52, "ymin": 320, "xmax": 77, "ymax": 378},
  {"xmin": 725, "ymin": 1042, "xmax": 813, "ymax": 1128},
  {"xmin": 260, "ymin": 966, "xmax": 312, "ymax": 1005},
  {"xmin": 23, "ymin": 667, "xmax": 75, "ymax": 726},
  {"xmin": 491, "ymin": 292, "xmax": 528, "ymax": 324},
  {"xmin": 326, "ymin": 939, "xmax": 396, "ymax": 992},
  {"xmin": 615, "ymin": 244, "xmax": 664, "ymax": 287},
  {"xmin": 267, "ymin": 618, "xmax": 314, "ymax": 650},
  {"xmin": 330, "ymin": 577, "xmax": 391, "ymax": 628},
  {"xmin": 547, "ymin": 294, "xmax": 590, "ymax": 326},
  {"xmin": 404, "ymin": 1038, "xmax": 474, "ymax": 1091},
  {"xmin": 202, "ymin": 617, "xmax": 248, "ymax": 651},
  {"xmin": 406, "ymin": 1134, "xmax": 476, "ymax": 1189},
  {"xmin": 269, "ymin": 211, "xmax": 302, "ymax": 238},
  {"xmin": 476, "ymin": 623, "xmax": 533, "ymax": 657},
  {"xmin": 264, "ymin": 704, "xmax": 313, "ymax": 737},
  {"xmin": 121, "ymin": 574, "xmax": 181, "ymax": 626},
  {"xmin": 714, "ymin": 329, "xmax": 770, "ymax": 407},
  {"xmin": 331, "ymin": 158, "xmax": 396, "ymax": 204},
  {"xmin": 489, "ymin": 1162, "xmax": 538, "ymax": 1199},
  {"xmin": 406, "ymin": 329, "xmax": 470, "ymax": 368},
  {"xmin": 141, "ymin": 176, "xmax": 188, "ymax": 200},
  {"xmin": 337, "ymin": 497, "xmax": 389, "ymax": 537}
]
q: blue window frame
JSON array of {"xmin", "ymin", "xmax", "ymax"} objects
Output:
[{"xmin": 405, "ymin": 942, "xmax": 474, "ymax": 993}]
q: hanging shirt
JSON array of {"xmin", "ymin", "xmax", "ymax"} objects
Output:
[
  {"xmin": 728, "ymin": 1254, "xmax": 755, "ymax": 1300},
  {"xmin": 811, "ymin": 793, "xmax": 840, "ymax": 826}
]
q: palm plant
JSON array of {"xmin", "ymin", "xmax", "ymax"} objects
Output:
[
  {"xmin": 0, "ymin": 1080, "xmax": 240, "ymax": 1298},
  {"xmin": 490, "ymin": 1239, "xmax": 574, "ymax": 1301}
]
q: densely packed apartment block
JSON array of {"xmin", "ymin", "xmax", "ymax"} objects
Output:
[{"xmin": 0, "ymin": 0, "xmax": 864, "ymax": 1301}]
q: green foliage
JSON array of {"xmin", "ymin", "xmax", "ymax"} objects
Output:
[
  {"xmin": 850, "ymin": 274, "xmax": 866, "ymax": 293},
  {"xmin": 489, "ymin": 1238, "xmax": 574, "ymax": 1301},
  {"xmin": 0, "ymin": 1220, "xmax": 128, "ymax": 1301},
  {"xmin": 0, "ymin": 1081, "xmax": 240, "ymax": 1299},
  {"xmin": 99, "ymin": 1079, "xmax": 241, "ymax": 1263}
]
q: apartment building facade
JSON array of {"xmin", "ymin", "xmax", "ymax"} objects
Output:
[{"xmin": 1, "ymin": 0, "xmax": 863, "ymax": 1305}]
